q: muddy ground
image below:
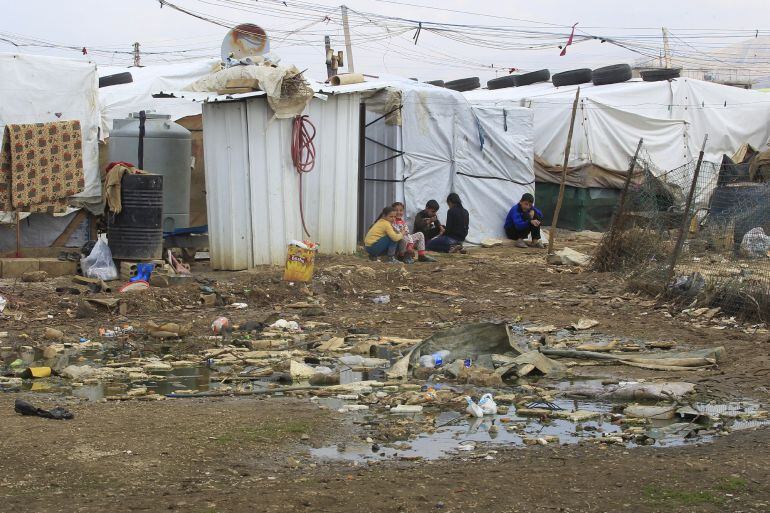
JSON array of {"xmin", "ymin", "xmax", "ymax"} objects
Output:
[{"xmin": 1, "ymin": 234, "xmax": 769, "ymax": 512}]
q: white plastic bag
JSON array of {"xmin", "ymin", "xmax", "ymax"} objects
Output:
[
  {"xmin": 478, "ymin": 393, "xmax": 498, "ymax": 415},
  {"xmin": 81, "ymin": 238, "xmax": 118, "ymax": 281},
  {"xmin": 465, "ymin": 396, "xmax": 484, "ymax": 418}
]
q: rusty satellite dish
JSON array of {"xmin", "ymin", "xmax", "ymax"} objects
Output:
[{"xmin": 221, "ymin": 24, "xmax": 270, "ymax": 61}]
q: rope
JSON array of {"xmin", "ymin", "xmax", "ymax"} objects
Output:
[{"xmin": 291, "ymin": 115, "xmax": 316, "ymax": 238}]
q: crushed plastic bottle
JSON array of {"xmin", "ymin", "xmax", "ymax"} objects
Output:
[
  {"xmin": 419, "ymin": 350, "xmax": 451, "ymax": 368},
  {"xmin": 372, "ymin": 295, "xmax": 391, "ymax": 304}
]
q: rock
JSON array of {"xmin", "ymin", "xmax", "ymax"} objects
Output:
[
  {"xmin": 290, "ymin": 360, "xmax": 316, "ymax": 381},
  {"xmin": 525, "ymin": 325, "xmax": 558, "ymax": 334},
  {"xmin": 44, "ymin": 327, "xmax": 64, "ymax": 340},
  {"xmin": 391, "ymin": 404, "xmax": 423, "ymax": 414},
  {"xmin": 549, "ymin": 247, "xmax": 591, "ymax": 266},
  {"xmin": 553, "ymin": 410, "xmax": 601, "ymax": 422},
  {"xmin": 21, "ymin": 270, "xmax": 48, "ymax": 282},
  {"xmin": 143, "ymin": 361, "xmax": 172, "ymax": 372},
  {"xmin": 61, "ymin": 364, "xmax": 98, "ymax": 380},
  {"xmin": 575, "ymin": 340, "xmax": 619, "ymax": 352},
  {"xmin": 624, "ymin": 404, "xmax": 677, "ymax": 420},
  {"xmin": 43, "ymin": 343, "xmax": 67, "ymax": 359},
  {"xmin": 76, "ymin": 300, "xmax": 98, "ymax": 319},
  {"xmin": 126, "ymin": 386, "xmax": 148, "ymax": 397}
]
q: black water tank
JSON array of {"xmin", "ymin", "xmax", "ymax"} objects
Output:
[{"xmin": 107, "ymin": 174, "xmax": 164, "ymax": 260}]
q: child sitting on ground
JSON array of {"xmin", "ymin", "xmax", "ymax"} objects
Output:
[
  {"xmin": 391, "ymin": 202, "xmax": 437, "ymax": 263},
  {"xmin": 363, "ymin": 206, "xmax": 404, "ymax": 262}
]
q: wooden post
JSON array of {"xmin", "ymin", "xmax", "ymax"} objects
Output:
[
  {"xmin": 547, "ymin": 87, "xmax": 581, "ymax": 256},
  {"xmin": 608, "ymin": 138, "xmax": 644, "ymax": 235},
  {"xmin": 667, "ymin": 134, "xmax": 709, "ymax": 284},
  {"xmin": 324, "ymin": 36, "xmax": 334, "ymax": 80},
  {"xmin": 341, "ymin": 5, "xmax": 355, "ymax": 73},
  {"xmin": 15, "ymin": 211, "xmax": 21, "ymax": 258}
]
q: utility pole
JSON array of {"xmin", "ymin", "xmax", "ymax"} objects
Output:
[
  {"xmin": 662, "ymin": 27, "xmax": 671, "ymax": 68},
  {"xmin": 324, "ymin": 36, "xmax": 334, "ymax": 79},
  {"xmin": 132, "ymin": 42, "xmax": 141, "ymax": 67},
  {"xmin": 341, "ymin": 5, "xmax": 355, "ymax": 73}
]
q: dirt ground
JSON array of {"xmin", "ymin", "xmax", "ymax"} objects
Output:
[{"xmin": 1, "ymin": 234, "xmax": 769, "ymax": 512}]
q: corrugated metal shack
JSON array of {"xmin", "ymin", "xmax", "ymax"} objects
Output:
[{"xmin": 202, "ymin": 90, "xmax": 361, "ymax": 270}]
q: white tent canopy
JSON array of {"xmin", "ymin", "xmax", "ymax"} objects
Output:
[
  {"xmin": 464, "ymin": 78, "xmax": 770, "ymax": 189},
  {"xmin": 321, "ymin": 77, "xmax": 534, "ymax": 245},
  {"xmin": 98, "ymin": 59, "xmax": 219, "ymax": 136}
]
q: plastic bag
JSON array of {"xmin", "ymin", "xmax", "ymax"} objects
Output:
[
  {"xmin": 80, "ymin": 238, "xmax": 118, "ymax": 281},
  {"xmin": 740, "ymin": 227, "xmax": 770, "ymax": 258},
  {"xmin": 478, "ymin": 393, "xmax": 498, "ymax": 415},
  {"xmin": 465, "ymin": 396, "xmax": 484, "ymax": 418}
]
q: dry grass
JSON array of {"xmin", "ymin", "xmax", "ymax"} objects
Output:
[{"xmin": 592, "ymin": 227, "xmax": 670, "ymax": 273}]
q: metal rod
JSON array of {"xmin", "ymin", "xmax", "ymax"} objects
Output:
[
  {"xmin": 364, "ymin": 152, "xmax": 405, "ymax": 168},
  {"xmin": 15, "ymin": 211, "xmax": 21, "ymax": 258},
  {"xmin": 365, "ymin": 105, "xmax": 403, "ymax": 127},
  {"xmin": 667, "ymin": 134, "xmax": 709, "ymax": 284},
  {"xmin": 547, "ymin": 87, "xmax": 581, "ymax": 256},
  {"xmin": 364, "ymin": 135, "xmax": 400, "ymax": 153},
  {"xmin": 608, "ymin": 138, "xmax": 644, "ymax": 235}
]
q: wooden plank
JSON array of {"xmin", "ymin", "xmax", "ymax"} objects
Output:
[{"xmin": 51, "ymin": 210, "xmax": 88, "ymax": 247}]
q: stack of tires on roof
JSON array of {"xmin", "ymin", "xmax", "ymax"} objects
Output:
[{"xmin": 428, "ymin": 64, "xmax": 681, "ymax": 91}]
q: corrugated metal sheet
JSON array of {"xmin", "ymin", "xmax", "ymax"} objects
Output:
[
  {"xmin": 202, "ymin": 101, "xmax": 253, "ymax": 270},
  {"xmin": 202, "ymin": 94, "xmax": 361, "ymax": 269}
]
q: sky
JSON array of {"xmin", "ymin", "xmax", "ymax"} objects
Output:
[{"xmin": 2, "ymin": 0, "xmax": 770, "ymax": 83}]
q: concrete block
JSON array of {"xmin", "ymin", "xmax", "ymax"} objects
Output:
[
  {"xmin": 38, "ymin": 259, "xmax": 77, "ymax": 277},
  {"xmin": 1, "ymin": 258, "xmax": 39, "ymax": 278}
]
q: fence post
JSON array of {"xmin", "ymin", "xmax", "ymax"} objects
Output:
[
  {"xmin": 667, "ymin": 134, "xmax": 709, "ymax": 284},
  {"xmin": 547, "ymin": 87, "xmax": 581, "ymax": 257},
  {"xmin": 608, "ymin": 138, "xmax": 644, "ymax": 236}
]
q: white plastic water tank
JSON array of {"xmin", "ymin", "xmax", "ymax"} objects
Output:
[{"xmin": 109, "ymin": 113, "xmax": 192, "ymax": 232}]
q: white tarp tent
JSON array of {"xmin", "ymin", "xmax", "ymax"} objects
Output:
[
  {"xmin": 325, "ymin": 77, "xmax": 534, "ymax": 245},
  {"xmin": 464, "ymin": 78, "xmax": 770, "ymax": 189},
  {"xmin": 98, "ymin": 59, "xmax": 219, "ymax": 135},
  {"xmin": 0, "ymin": 53, "xmax": 101, "ymax": 206}
]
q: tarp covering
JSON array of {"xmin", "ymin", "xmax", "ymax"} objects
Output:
[
  {"xmin": 98, "ymin": 59, "xmax": 219, "ymax": 135},
  {"xmin": 0, "ymin": 53, "xmax": 101, "ymax": 208},
  {"xmin": 339, "ymin": 77, "xmax": 535, "ymax": 244},
  {"xmin": 464, "ymin": 78, "xmax": 770, "ymax": 189}
]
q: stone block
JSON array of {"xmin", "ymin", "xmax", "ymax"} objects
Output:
[
  {"xmin": 38, "ymin": 258, "xmax": 77, "ymax": 277},
  {"xmin": 1, "ymin": 258, "xmax": 39, "ymax": 278}
]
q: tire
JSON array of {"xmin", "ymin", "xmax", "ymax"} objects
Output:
[
  {"xmin": 444, "ymin": 77, "xmax": 480, "ymax": 92},
  {"xmin": 99, "ymin": 72, "xmax": 133, "ymax": 88},
  {"xmin": 552, "ymin": 68, "xmax": 592, "ymax": 87},
  {"xmin": 641, "ymin": 68, "xmax": 681, "ymax": 82},
  {"xmin": 513, "ymin": 69, "xmax": 550, "ymax": 87},
  {"xmin": 487, "ymin": 75, "xmax": 517, "ymax": 90},
  {"xmin": 591, "ymin": 64, "xmax": 632, "ymax": 85},
  {"xmin": 425, "ymin": 80, "xmax": 445, "ymax": 87}
]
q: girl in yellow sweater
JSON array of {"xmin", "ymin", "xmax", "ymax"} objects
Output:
[{"xmin": 364, "ymin": 206, "xmax": 404, "ymax": 262}]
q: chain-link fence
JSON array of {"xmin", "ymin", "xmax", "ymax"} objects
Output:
[{"xmin": 593, "ymin": 146, "xmax": 770, "ymax": 321}]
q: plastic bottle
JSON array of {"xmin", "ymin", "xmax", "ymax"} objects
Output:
[
  {"xmin": 339, "ymin": 355, "xmax": 364, "ymax": 366},
  {"xmin": 419, "ymin": 350, "xmax": 451, "ymax": 368}
]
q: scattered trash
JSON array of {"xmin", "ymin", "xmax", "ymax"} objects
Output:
[
  {"xmin": 372, "ymin": 295, "xmax": 391, "ymax": 304},
  {"xmin": 14, "ymin": 399, "xmax": 74, "ymax": 420},
  {"xmin": 283, "ymin": 240, "xmax": 318, "ymax": 282},
  {"xmin": 81, "ymin": 238, "xmax": 119, "ymax": 281},
  {"xmin": 740, "ymin": 227, "xmax": 770, "ymax": 258},
  {"xmin": 19, "ymin": 367, "xmax": 52, "ymax": 379},
  {"xmin": 480, "ymin": 238, "xmax": 503, "ymax": 248},
  {"xmin": 418, "ymin": 350, "xmax": 450, "ymax": 368},
  {"xmin": 119, "ymin": 281, "xmax": 150, "ymax": 293},
  {"xmin": 465, "ymin": 396, "xmax": 484, "ymax": 418},
  {"xmin": 211, "ymin": 316, "xmax": 231, "ymax": 335},
  {"xmin": 571, "ymin": 318, "xmax": 599, "ymax": 330},
  {"xmin": 228, "ymin": 302, "xmax": 248, "ymax": 309},
  {"xmin": 270, "ymin": 319, "xmax": 301, "ymax": 331},
  {"xmin": 478, "ymin": 393, "xmax": 498, "ymax": 415},
  {"xmin": 0, "ymin": 295, "xmax": 6, "ymax": 313}
]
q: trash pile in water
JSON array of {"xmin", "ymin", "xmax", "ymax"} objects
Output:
[{"xmin": 2, "ymin": 317, "xmax": 767, "ymax": 457}]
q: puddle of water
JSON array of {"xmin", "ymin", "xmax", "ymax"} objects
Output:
[{"xmin": 310, "ymin": 397, "xmax": 770, "ymax": 462}]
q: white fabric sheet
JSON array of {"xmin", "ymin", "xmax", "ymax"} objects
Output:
[{"xmin": 0, "ymin": 53, "xmax": 101, "ymax": 202}]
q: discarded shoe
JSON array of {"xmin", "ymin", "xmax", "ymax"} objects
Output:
[
  {"xmin": 449, "ymin": 244, "xmax": 465, "ymax": 254},
  {"xmin": 515, "ymin": 240, "xmax": 528, "ymax": 248},
  {"xmin": 14, "ymin": 399, "xmax": 74, "ymax": 420},
  {"xmin": 529, "ymin": 239, "xmax": 545, "ymax": 249},
  {"xmin": 403, "ymin": 256, "xmax": 415, "ymax": 265},
  {"xmin": 418, "ymin": 254, "xmax": 437, "ymax": 263}
]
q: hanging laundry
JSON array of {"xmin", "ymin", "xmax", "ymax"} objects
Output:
[{"xmin": 0, "ymin": 120, "xmax": 85, "ymax": 213}]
